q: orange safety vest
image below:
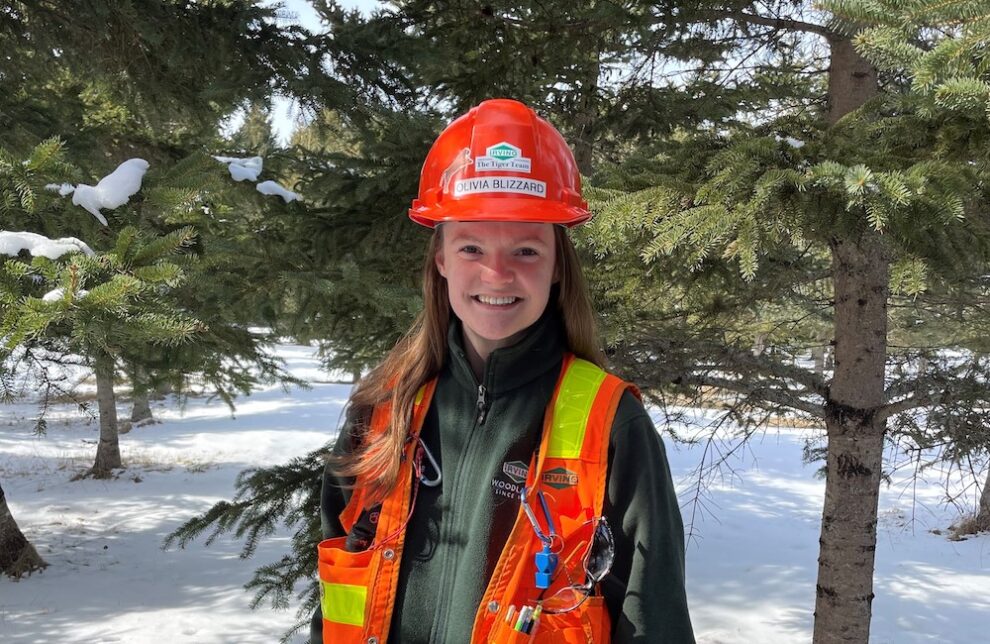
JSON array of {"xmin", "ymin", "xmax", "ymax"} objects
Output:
[{"xmin": 317, "ymin": 354, "xmax": 636, "ymax": 644}]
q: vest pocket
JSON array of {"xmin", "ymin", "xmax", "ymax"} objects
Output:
[
  {"xmin": 488, "ymin": 611, "xmax": 539, "ymax": 643},
  {"xmin": 317, "ymin": 536, "xmax": 381, "ymax": 644},
  {"xmin": 535, "ymin": 596, "xmax": 611, "ymax": 644}
]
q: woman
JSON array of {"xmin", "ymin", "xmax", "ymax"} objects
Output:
[{"xmin": 312, "ymin": 99, "xmax": 694, "ymax": 643}]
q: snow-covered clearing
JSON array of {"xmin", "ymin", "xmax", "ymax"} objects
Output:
[{"xmin": 1, "ymin": 341, "xmax": 988, "ymax": 643}]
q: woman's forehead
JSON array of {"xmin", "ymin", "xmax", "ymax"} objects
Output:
[{"xmin": 441, "ymin": 221, "xmax": 554, "ymax": 244}]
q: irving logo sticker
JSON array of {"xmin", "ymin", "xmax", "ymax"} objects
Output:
[
  {"xmin": 475, "ymin": 142, "xmax": 532, "ymax": 173},
  {"xmin": 542, "ymin": 467, "xmax": 579, "ymax": 490}
]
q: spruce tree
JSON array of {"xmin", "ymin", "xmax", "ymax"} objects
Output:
[
  {"xmin": 584, "ymin": 3, "xmax": 990, "ymax": 641},
  {"xmin": 2, "ymin": 0, "xmax": 314, "ymax": 433},
  {"xmin": 826, "ymin": 0, "xmax": 990, "ymax": 537},
  {"xmin": 1, "ymin": 141, "xmax": 206, "ymax": 475},
  {"xmin": 0, "ymin": 0, "xmax": 321, "ymax": 588}
]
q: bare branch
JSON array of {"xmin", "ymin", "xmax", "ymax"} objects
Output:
[
  {"xmin": 681, "ymin": 374, "xmax": 825, "ymax": 418},
  {"xmin": 706, "ymin": 346, "xmax": 830, "ymax": 397},
  {"xmin": 694, "ymin": 9, "xmax": 836, "ymax": 40},
  {"xmin": 878, "ymin": 389, "xmax": 945, "ymax": 423}
]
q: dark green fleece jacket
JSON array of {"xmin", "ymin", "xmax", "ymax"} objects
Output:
[{"xmin": 311, "ymin": 308, "xmax": 695, "ymax": 643}]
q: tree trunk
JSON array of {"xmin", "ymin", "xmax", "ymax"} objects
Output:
[
  {"xmin": 825, "ymin": 37, "xmax": 879, "ymax": 127},
  {"xmin": 813, "ymin": 331, "xmax": 830, "ymax": 377},
  {"xmin": 129, "ymin": 364, "xmax": 155, "ymax": 426},
  {"xmin": 570, "ymin": 53, "xmax": 601, "ymax": 176},
  {"xmin": 153, "ymin": 379, "xmax": 175, "ymax": 399},
  {"xmin": 975, "ymin": 465, "xmax": 990, "ymax": 532},
  {"xmin": 0, "ymin": 480, "xmax": 47, "ymax": 579},
  {"xmin": 915, "ymin": 354, "xmax": 928, "ymax": 382},
  {"xmin": 813, "ymin": 346, "xmax": 825, "ymax": 376},
  {"xmin": 812, "ymin": 34, "xmax": 883, "ymax": 644},
  {"xmin": 814, "ymin": 237, "xmax": 889, "ymax": 644},
  {"xmin": 91, "ymin": 349, "xmax": 122, "ymax": 477},
  {"xmin": 752, "ymin": 332, "xmax": 767, "ymax": 357}
]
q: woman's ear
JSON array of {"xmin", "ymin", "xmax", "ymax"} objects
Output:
[{"xmin": 435, "ymin": 247, "xmax": 447, "ymax": 278}]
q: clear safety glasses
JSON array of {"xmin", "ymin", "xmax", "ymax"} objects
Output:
[
  {"xmin": 540, "ymin": 516, "xmax": 614, "ymax": 614},
  {"xmin": 519, "ymin": 488, "xmax": 616, "ymax": 615}
]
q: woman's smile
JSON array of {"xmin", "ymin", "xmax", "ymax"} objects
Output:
[{"xmin": 473, "ymin": 294, "xmax": 521, "ymax": 307}]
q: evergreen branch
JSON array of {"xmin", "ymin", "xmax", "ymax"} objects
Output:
[
  {"xmin": 162, "ymin": 446, "xmax": 332, "ymax": 629},
  {"xmin": 129, "ymin": 226, "xmax": 197, "ymax": 266},
  {"xmin": 77, "ymin": 275, "xmax": 143, "ymax": 311},
  {"xmin": 163, "ymin": 446, "xmax": 329, "ymax": 557},
  {"xmin": 124, "ymin": 313, "xmax": 205, "ymax": 347}
]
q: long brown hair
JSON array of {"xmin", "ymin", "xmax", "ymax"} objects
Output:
[{"xmin": 332, "ymin": 225, "xmax": 604, "ymax": 504}]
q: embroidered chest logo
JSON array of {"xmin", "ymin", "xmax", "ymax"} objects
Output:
[
  {"xmin": 492, "ymin": 460, "xmax": 528, "ymax": 499},
  {"xmin": 542, "ymin": 467, "xmax": 579, "ymax": 490},
  {"xmin": 503, "ymin": 461, "xmax": 528, "ymax": 483}
]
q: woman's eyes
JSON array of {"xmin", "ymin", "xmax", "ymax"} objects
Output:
[{"xmin": 456, "ymin": 246, "xmax": 540, "ymax": 257}]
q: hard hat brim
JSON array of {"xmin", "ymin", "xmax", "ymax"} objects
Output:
[{"xmin": 409, "ymin": 196, "xmax": 591, "ymax": 229}]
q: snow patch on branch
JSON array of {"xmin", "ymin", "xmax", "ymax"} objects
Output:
[
  {"xmin": 42, "ymin": 287, "xmax": 89, "ymax": 302},
  {"xmin": 775, "ymin": 135, "xmax": 805, "ymax": 149},
  {"xmin": 256, "ymin": 180, "xmax": 300, "ymax": 203},
  {"xmin": 213, "ymin": 155, "xmax": 264, "ymax": 182},
  {"xmin": 45, "ymin": 183, "xmax": 76, "ymax": 196},
  {"xmin": 0, "ymin": 231, "xmax": 95, "ymax": 259},
  {"xmin": 213, "ymin": 153, "xmax": 301, "ymax": 202},
  {"xmin": 69, "ymin": 159, "xmax": 150, "ymax": 226}
]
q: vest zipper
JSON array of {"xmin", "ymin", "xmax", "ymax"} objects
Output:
[{"xmin": 476, "ymin": 384, "xmax": 489, "ymax": 425}]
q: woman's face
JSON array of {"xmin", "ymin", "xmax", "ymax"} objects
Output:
[{"xmin": 436, "ymin": 221, "xmax": 557, "ymax": 360}]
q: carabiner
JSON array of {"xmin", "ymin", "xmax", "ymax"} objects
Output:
[{"xmin": 418, "ymin": 435, "xmax": 442, "ymax": 487}]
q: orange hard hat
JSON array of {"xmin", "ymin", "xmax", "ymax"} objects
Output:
[{"xmin": 409, "ymin": 98, "xmax": 591, "ymax": 228}]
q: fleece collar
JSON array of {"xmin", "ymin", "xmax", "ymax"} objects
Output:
[{"xmin": 445, "ymin": 303, "xmax": 565, "ymax": 397}]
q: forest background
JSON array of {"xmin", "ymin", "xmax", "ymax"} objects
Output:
[{"xmin": 2, "ymin": 1, "xmax": 990, "ymax": 643}]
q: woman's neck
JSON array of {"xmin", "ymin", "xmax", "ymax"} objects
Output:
[
  {"xmin": 464, "ymin": 340, "xmax": 487, "ymax": 382},
  {"xmin": 460, "ymin": 327, "xmax": 528, "ymax": 382}
]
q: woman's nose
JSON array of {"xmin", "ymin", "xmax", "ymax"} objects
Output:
[{"xmin": 481, "ymin": 254, "xmax": 513, "ymax": 284}]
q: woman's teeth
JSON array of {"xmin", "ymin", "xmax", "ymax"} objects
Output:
[{"xmin": 476, "ymin": 295, "xmax": 518, "ymax": 306}]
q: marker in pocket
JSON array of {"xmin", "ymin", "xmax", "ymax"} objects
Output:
[
  {"xmin": 514, "ymin": 606, "xmax": 532, "ymax": 631},
  {"xmin": 504, "ymin": 605, "xmax": 517, "ymax": 624},
  {"xmin": 525, "ymin": 605, "xmax": 542, "ymax": 634}
]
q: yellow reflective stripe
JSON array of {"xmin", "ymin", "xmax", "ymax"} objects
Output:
[
  {"xmin": 547, "ymin": 359, "xmax": 606, "ymax": 459},
  {"xmin": 415, "ymin": 385, "xmax": 425, "ymax": 406},
  {"xmin": 321, "ymin": 581, "xmax": 367, "ymax": 627}
]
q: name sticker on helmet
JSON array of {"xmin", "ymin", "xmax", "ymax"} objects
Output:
[
  {"xmin": 453, "ymin": 177, "xmax": 546, "ymax": 198},
  {"xmin": 474, "ymin": 142, "xmax": 532, "ymax": 173}
]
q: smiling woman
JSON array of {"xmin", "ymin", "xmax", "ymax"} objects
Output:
[
  {"xmin": 436, "ymin": 221, "xmax": 557, "ymax": 374},
  {"xmin": 311, "ymin": 99, "xmax": 695, "ymax": 644}
]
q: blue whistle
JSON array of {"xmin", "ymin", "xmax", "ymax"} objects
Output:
[{"xmin": 534, "ymin": 543, "xmax": 558, "ymax": 589}]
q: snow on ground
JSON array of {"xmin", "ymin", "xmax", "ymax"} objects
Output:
[{"xmin": 1, "ymin": 342, "xmax": 989, "ymax": 643}]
